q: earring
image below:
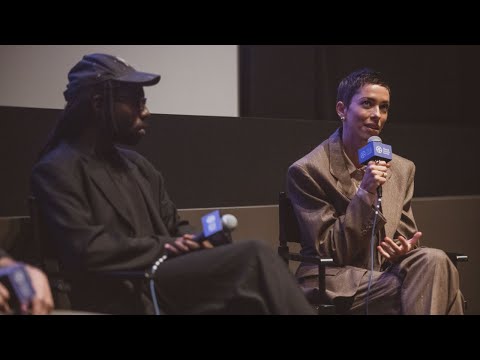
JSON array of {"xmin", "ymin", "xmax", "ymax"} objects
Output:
[{"xmin": 340, "ymin": 116, "xmax": 345, "ymax": 120}]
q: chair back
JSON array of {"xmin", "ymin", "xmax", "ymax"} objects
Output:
[
  {"xmin": 278, "ymin": 191, "xmax": 335, "ymax": 314},
  {"xmin": 0, "ymin": 216, "xmax": 38, "ymax": 265},
  {"xmin": 279, "ymin": 192, "xmax": 302, "ymax": 244},
  {"xmin": 29, "ymin": 196, "xmax": 73, "ymax": 309}
]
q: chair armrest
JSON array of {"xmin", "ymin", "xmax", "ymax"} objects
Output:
[
  {"xmin": 445, "ymin": 251, "xmax": 468, "ymax": 267},
  {"xmin": 90, "ymin": 270, "xmax": 150, "ymax": 280},
  {"xmin": 288, "ymin": 253, "xmax": 334, "ymax": 303},
  {"xmin": 288, "ymin": 253, "xmax": 334, "ymax": 266}
]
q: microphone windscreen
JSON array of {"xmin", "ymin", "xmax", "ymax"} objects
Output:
[
  {"xmin": 368, "ymin": 136, "xmax": 382, "ymax": 143},
  {"xmin": 221, "ymin": 214, "xmax": 238, "ymax": 231}
]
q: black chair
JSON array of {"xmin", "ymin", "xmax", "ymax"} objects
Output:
[
  {"xmin": 278, "ymin": 191, "xmax": 468, "ymax": 314},
  {"xmin": 278, "ymin": 192, "xmax": 335, "ymax": 314},
  {"xmin": 0, "ymin": 216, "xmax": 36, "ymax": 265},
  {"xmin": 28, "ymin": 196, "xmax": 159, "ymax": 314}
]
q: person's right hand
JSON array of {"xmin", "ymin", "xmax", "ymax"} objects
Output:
[
  {"xmin": 164, "ymin": 234, "xmax": 214, "ymax": 256},
  {"xmin": 359, "ymin": 160, "xmax": 390, "ymax": 194}
]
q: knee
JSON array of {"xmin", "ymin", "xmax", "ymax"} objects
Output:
[
  {"xmin": 417, "ymin": 247, "xmax": 451, "ymax": 266},
  {"xmin": 382, "ymin": 272, "xmax": 402, "ymax": 298},
  {"xmin": 231, "ymin": 239, "xmax": 275, "ymax": 261},
  {"xmin": 235, "ymin": 239, "xmax": 270, "ymax": 253}
]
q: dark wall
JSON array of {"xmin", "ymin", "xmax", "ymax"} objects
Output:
[
  {"xmin": 240, "ymin": 45, "xmax": 480, "ymax": 127},
  {"xmin": 0, "ymin": 106, "xmax": 478, "ymax": 216}
]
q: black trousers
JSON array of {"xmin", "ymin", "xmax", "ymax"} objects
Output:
[{"xmin": 152, "ymin": 240, "xmax": 315, "ymax": 315}]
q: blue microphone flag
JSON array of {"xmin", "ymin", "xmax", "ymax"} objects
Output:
[
  {"xmin": 201, "ymin": 210, "xmax": 223, "ymax": 238},
  {"xmin": 358, "ymin": 138, "xmax": 392, "ymax": 165}
]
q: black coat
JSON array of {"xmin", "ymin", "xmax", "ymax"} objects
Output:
[{"xmin": 31, "ymin": 142, "xmax": 192, "ymax": 313}]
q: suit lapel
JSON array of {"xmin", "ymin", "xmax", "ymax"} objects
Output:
[
  {"xmin": 328, "ymin": 129, "xmax": 357, "ymax": 200},
  {"xmin": 128, "ymin": 163, "xmax": 169, "ymax": 235},
  {"xmin": 88, "ymin": 160, "xmax": 135, "ymax": 230}
]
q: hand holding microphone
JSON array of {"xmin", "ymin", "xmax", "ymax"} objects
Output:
[
  {"xmin": 358, "ymin": 136, "xmax": 392, "ymax": 197},
  {"xmin": 360, "ymin": 160, "xmax": 390, "ymax": 195},
  {"xmin": 164, "ymin": 234, "xmax": 203, "ymax": 256},
  {"xmin": 164, "ymin": 212, "xmax": 238, "ymax": 257}
]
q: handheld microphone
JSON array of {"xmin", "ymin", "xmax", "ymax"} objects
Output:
[
  {"xmin": 0, "ymin": 264, "xmax": 35, "ymax": 313},
  {"xmin": 358, "ymin": 136, "xmax": 392, "ymax": 197},
  {"xmin": 193, "ymin": 210, "xmax": 238, "ymax": 245},
  {"xmin": 147, "ymin": 210, "xmax": 239, "ymax": 314}
]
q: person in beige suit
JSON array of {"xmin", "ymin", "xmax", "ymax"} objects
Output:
[{"xmin": 287, "ymin": 68, "xmax": 464, "ymax": 315}]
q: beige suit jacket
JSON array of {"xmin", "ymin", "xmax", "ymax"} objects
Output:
[{"xmin": 287, "ymin": 127, "xmax": 418, "ymax": 298}]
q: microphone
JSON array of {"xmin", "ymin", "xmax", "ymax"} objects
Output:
[
  {"xmin": 0, "ymin": 264, "xmax": 35, "ymax": 313},
  {"xmin": 193, "ymin": 210, "xmax": 238, "ymax": 246},
  {"xmin": 358, "ymin": 136, "xmax": 392, "ymax": 197},
  {"xmin": 147, "ymin": 210, "xmax": 239, "ymax": 315}
]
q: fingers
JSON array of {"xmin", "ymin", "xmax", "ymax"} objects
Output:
[
  {"xmin": 378, "ymin": 236, "xmax": 404, "ymax": 262},
  {"xmin": 0, "ymin": 283, "xmax": 12, "ymax": 314},
  {"xmin": 378, "ymin": 240, "xmax": 396, "ymax": 257},
  {"xmin": 30, "ymin": 297, "xmax": 53, "ymax": 315},
  {"xmin": 173, "ymin": 238, "xmax": 190, "ymax": 252},
  {"xmin": 201, "ymin": 240, "xmax": 214, "ymax": 249},
  {"xmin": 398, "ymin": 231, "xmax": 422, "ymax": 251},
  {"xmin": 30, "ymin": 298, "xmax": 42, "ymax": 315},
  {"xmin": 384, "ymin": 237, "xmax": 402, "ymax": 253},
  {"xmin": 164, "ymin": 243, "xmax": 180, "ymax": 255},
  {"xmin": 377, "ymin": 245, "xmax": 391, "ymax": 260},
  {"xmin": 184, "ymin": 239, "xmax": 201, "ymax": 250},
  {"xmin": 411, "ymin": 232, "xmax": 422, "ymax": 246},
  {"xmin": 164, "ymin": 233, "xmax": 218, "ymax": 257},
  {"xmin": 24, "ymin": 266, "xmax": 54, "ymax": 315},
  {"xmin": 368, "ymin": 162, "xmax": 389, "ymax": 178},
  {"xmin": 165, "ymin": 235, "xmax": 203, "ymax": 256},
  {"xmin": 362, "ymin": 161, "xmax": 390, "ymax": 193}
]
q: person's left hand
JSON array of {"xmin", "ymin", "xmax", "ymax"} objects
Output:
[
  {"xmin": 164, "ymin": 234, "xmax": 214, "ymax": 257},
  {"xmin": 377, "ymin": 232, "xmax": 422, "ymax": 263},
  {"xmin": 182, "ymin": 234, "xmax": 214, "ymax": 249},
  {"xmin": 22, "ymin": 265, "xmax": 54, "ymax": 315}
]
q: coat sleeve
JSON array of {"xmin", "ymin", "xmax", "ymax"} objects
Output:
[
  {"xmin": 31, "ymin": 161, "xmax": 172, "ymax": 273},
  {"xmin": 287, "ymin": 164, "xmax": 386, "ymax": 267},
  {"xmin": 393, "ymin": 163, "xmax": 419, "ymax": 247}
]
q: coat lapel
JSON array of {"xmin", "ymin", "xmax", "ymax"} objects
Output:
[
  {"xmin": 328, "ymin": 128, "xmax": 357, "ymax": 200},
  {"xmin": 87, "ymin": 160, "xmax": 135, "ymax": 230},
  {"xmin": 128, "ymin": 163, "xmax": 169, "ymax": 235},
  {"xmin": 67, "ymin": 142, "xmax": 136, "ymax": 230}
]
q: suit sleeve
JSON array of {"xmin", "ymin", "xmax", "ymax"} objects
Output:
[
  {"xmin": 287, "ymin": 164, "xmax": 386, "ymax": 267},
  {"xmin": 393, "ymin": 163, "xmax": 419, "ymax": 247},
  {"xmin": 31, "ymin": 162, "xmax": 171, "ymax": 273}
]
